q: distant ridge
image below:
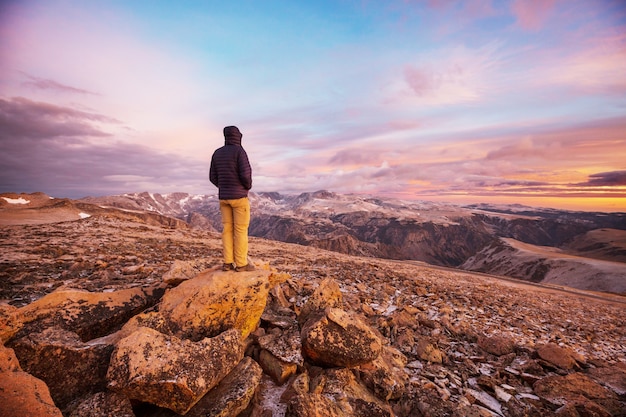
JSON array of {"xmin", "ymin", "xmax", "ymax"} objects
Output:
[{"xmin": 2, "ymin": 190, "xmax": 625, "ymax": 294}]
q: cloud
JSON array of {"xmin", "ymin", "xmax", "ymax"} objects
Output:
[
  {"xmin": 21, "ymin": 73, "xmax": 99, "ymax": 95},
  {"xmin": 485, "ymin": 137, "xmax": 546, "ymax": 160},
  {"xmin": 511, "ymin": 0, "xmax": 557, "ymax": 30},
  {"xmin": 579, "ymin": 171, "xmax": 626, "ymax": 187},
  {"xmin": 388, "ymin": 41, "xmax": 504, "ymax": 106},
  {"xmin": 0, "ymin": 97, "xmax": 207, "ymax": 198},
  {"xmin": 0, "ymin": 96, "xmax": 119, "ymax": 140},
  {"xmin": 329, "ymin": 148, "xmax": 384, "ymax": 166}
]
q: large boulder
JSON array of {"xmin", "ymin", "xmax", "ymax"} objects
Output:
[
  {"xmin": 10, "ymin": 327, "xmax": 114, "ymax": 411},
  {"xmin": 301, "ymin": 307, "xmax": 382, "ymax": 367},
  {"xmin": 0, "ymin": 344, "xmax": 63, "ymax": 417},
  {"xmin": 158, "ymin": 269, "xmax": 271, "ymax": 340},
  {"xmin": 15, "ymin": 285, "xmax": 165, "ymax": 341},
  {"xmin": 106, "ymin": 327, "xmax": 243, "ymax": 415}
]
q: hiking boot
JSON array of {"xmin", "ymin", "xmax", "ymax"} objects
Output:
[
  {"xmin": 235, "ymin": 264, "xmax": 255, "ymax": 272},
  {"xmin": 222, "ymin": 263, "xmax": 236, "ymax": 271}
]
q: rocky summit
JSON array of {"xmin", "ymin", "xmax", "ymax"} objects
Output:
[{"xmin": 1, "ymin": 195, "xmax": 625, "ymax": 416}]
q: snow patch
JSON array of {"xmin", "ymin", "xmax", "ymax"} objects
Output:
[
  {"xmin": 78, "ymin": 212, "xmax": 91, "ymax": 219},
  {"xmin": 2, "ymin": 197, "xmax": 30, "ymax": 205}
]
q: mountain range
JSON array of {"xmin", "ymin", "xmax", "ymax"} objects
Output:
[{"xmin": 73, "ymin": 190, "xmax": 626, "ymax": 295}]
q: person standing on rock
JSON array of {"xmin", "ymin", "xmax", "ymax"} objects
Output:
[{"xmin": 210, "ymin": 126, "xmax": 255, "ymax": 272}]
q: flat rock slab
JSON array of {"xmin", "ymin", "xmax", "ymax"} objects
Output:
[{"xmin": 158, "ymin": 269, "xmax": 271, "ymax": 340}]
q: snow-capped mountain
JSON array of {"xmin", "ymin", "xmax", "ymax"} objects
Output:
[{"xmin": 74, "ymin": 190, "xmax": 626, "ymax": 293}]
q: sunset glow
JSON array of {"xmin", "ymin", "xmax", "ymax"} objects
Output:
[{"xmin": 1, "ymin": 0, "xmax": 625, "ymax": 212}]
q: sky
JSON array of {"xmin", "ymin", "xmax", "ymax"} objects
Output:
[{"xmin": 1, "ymin": 0, "xmax": 625, "ymax": 212}]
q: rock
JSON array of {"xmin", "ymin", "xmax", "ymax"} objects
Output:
[
  {"xmin": 106, "ymin": 327, "xmax": 243, "ymax": 415},
  {"xmin": 259, "ymin": 348, "xmax": 298, "ymax": 385},
  {"xmin": 453, "ymin": 405, "xmax": 500, "ymax": 417},
  {"xmin": 464, "ymin": 388, "xmax": 503, "ymax": 416},
  {"xmin": 112, "ymin": 310, "xmax": 173, "ymax": 343},
  {"xmin": 358, "ymin": 345, "xmax": 409, "ymax": 401},
  {"xmin": 10, "ymin": 327, "xmax": 114, "ymax": 411},
  {"xmin": 477, "ymin": 334, "xmax": 515, "ymax": 356},
  {"xmin": 268, "ymin": 283, "xmax": 293, "ymax": 310},
  {"xmin": 0, "ymin": 303, "xmax": 23, "ymax": 343},
  {"xmin": 415, "ymin": 338, "xmax": 444, "ymax": 364},
  {"xmin": 389, "ymin": 308, "xmax": 417, "ymax": 329},
  {"xmin": 298, "ymin": 278, "xmax": 343, "ymax": 324},
  {"xmin": 15, "ymin": 285, "xmax": 165, "ymax": 341},
  {"xmin": 162, "ymin": 259, "xmax": 205, "ymax": 285},
  {"xmin": 0, "ymin": 344, "xmax": 63, "ymax": 417},
  {"xmin": 301, "ymin": 307, "xmax": 382, "ymax": 367},
  {"xmin": 68, "ymin": 391, "xmax": 135, "ymax": 417},
  {"xmin": 394, "ymin": 327, "xmax": 416, "ymax": 355},
  {"xmin": 534, "ymin": 372, "xmax": 622, "ymax": 415},
  {"xmin": 0, "ymin": 367, "xmax": 64, "ymax": 417},
  {"xmin": 261, "ymin": 305, "xmax": 298, "ymax": 329},
  {"xmin": 554, "ymin": 401, "xmax": 612, "ymax": 417},
  {"xmin": 184, "ymin": 356, "xmax": 263, "ymax": 417},
  {"xmin": 587, "ymin": 365, "xmax": 626, "ymax": 396},
  {"xmin": 536, "ymin": 343, "xmax": 579, "ymax": 370},
  {"xmin": 258, "ymin": 324, "xmax": 303, "ymax": 365},
  {"xmin": 311, "ymin": 368, "xmax": 394, "ymax": 416},
  {"xmin": 158, "ymin": 269, "xmax": 271, "ymax": 340},
  {"xmin": 280, "ymin": 372, "xmax": 310, "ymax": 404},
  {"xmin": 0, "ymin": 343, "xmax": 21, "ymax": 372},
  {"xmin": 286, "ymin": 393, "xmax": 345, "ymax": 417}
]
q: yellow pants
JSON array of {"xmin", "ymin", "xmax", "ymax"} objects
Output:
[{"xmin": 219, "ymin": 197, "xmax": 250, "ymax": 267}]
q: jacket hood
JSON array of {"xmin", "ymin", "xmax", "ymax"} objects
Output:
[{"xmin": 224, "ymin": 126, "xmax": 242, "ymax": 145}]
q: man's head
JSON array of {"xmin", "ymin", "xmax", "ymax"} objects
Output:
[{"xmin": 224, "ymin": 126, "xmax": 242, "ymax": 145}]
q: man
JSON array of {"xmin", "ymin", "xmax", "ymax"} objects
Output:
[{"xmin": 209, "ymin": 126, "xmax": 254, "ymax": 272}]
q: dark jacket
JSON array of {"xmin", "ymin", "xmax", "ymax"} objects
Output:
[{"xmin": 209, "ymin": 126, "xmax": 252, "ymax": 200}]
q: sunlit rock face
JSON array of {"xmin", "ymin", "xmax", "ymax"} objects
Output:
[
  {"xmin": 300, "ymin": 307, "xmax": 383, "ymax": 367},
  {"xmin": 158, "ymin": 268, "xmax": 271, "ymax": 340},
  {"xmin": 0, "ymin": 344, "xmax": 63, "ymax": 417},
  {"xmin": 11, "ymin": 327, "xmax": 113, "ymax": 410},
  {"xmin": 106, "ymin": 327, "xmax": 243, "ymax": 414}
]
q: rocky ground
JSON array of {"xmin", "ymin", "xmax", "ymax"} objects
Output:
[{"xmin": 1, "ymin": 213, "xmax": 625, "ymax": 416}]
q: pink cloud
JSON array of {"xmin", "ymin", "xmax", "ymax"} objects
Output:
[
  {"xmin": 425, "ymin": 0, "xmax": 497, "ymax": 19},
  {"xmin": 386, "ymin": 41, "xmax": 504, "ymax": 106},
  {"xmin": 511, "ymin": 0, "xmax": 558, "ymax": 30},
  {"xmin": 20, "ymin": 73, "xmax": 99, "ymax": 96},
  {"xmin": 404, "ymin": 66, "xmax": 437, "ymax": 96}
]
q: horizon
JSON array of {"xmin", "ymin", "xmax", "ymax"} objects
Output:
[
  {"xmin": 1, "ymin": 1, "xmax": 625, "ymax": 213},
  {"xmin": 3, "ymin": 188, "xmax": 626, "ymax": 214}
]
